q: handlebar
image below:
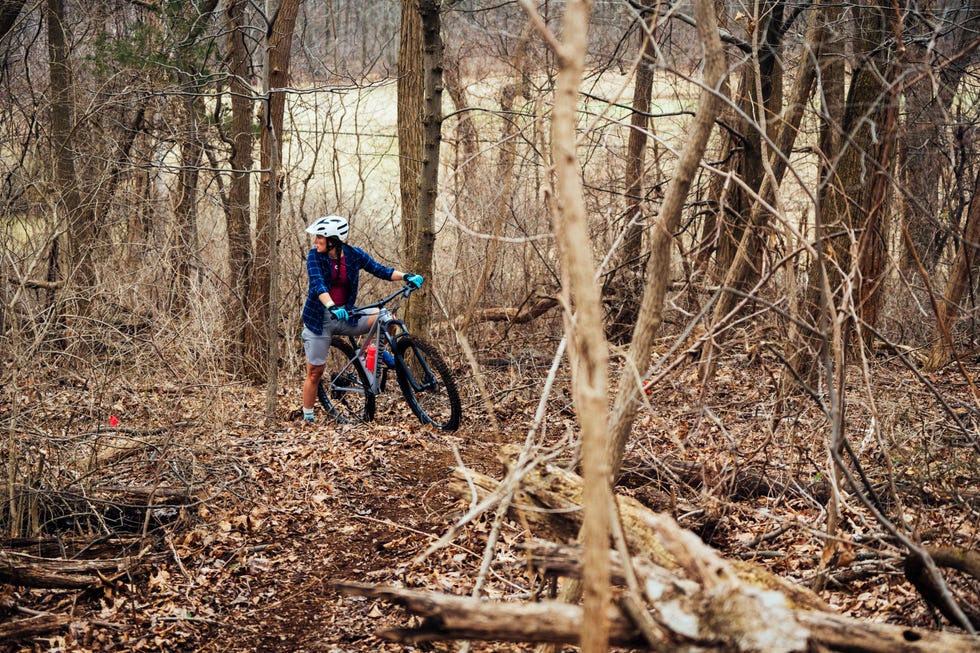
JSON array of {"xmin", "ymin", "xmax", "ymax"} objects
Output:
[{"xmin": 348, "ymin": 284, "xmax": 416, "ymax": 319}]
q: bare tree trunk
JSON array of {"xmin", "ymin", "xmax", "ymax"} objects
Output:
[
  {"xmin": 397, "ymin": 0, "xmax": 424, "ymax": 327},
  {"xmin": 710, "ymin": 0, "xmax": 785, "ymax": 279},
  {"xmin": 926, "ymin": 164, "xmax": 980, "ymax": 368},
  {"xmin": 855, "ymin": 79, "xmax": 898, "ymax": 350},
  {"xmin": 458, "ymin": 28, "xmax": 527, "ymax": 334},
  {"xmin": 787, "ymin": 0, "xmax": 847, "ymax": 391},
  {"xmin": 521, "ymin": 1, "xmax": 610, "ymax": 650},
  {"xmin": 224, "ymin": 0, "xmax": 254, "ymax": 375},
  {"xmin": 693, "ymin": 0, "xmax": 733, "ymax": 274},
  {"xmin": 605, "ymin": 5, "xmax": 663, "ymax": 345},
  {"xmin": 900, "ymin": 1, "xmax": 980, "ymax": 274},
  {"xmin": 244, "ymin": 0, "xmax": 301, "ymax": 382},
  {"xmin": 165, "ymin": 0, "xmax": 220, "ymax": 315},
  {"xmin": 698, "ymin": 0, "xmax": 824, "ymax": 383},
  {"xmin": 607, "ymin": 0, "xmax": 727, "ymax": 475},
  {"xmin": 442, "ymin": 59, "xmax": 479, "ymax": 188},
  {"xmin": 825, "ymin": 0, "xmax": 895, "ymax": 352},
  {"xmin": 404, "ymin": 0, "xmax": 444, "ymax": 337},
  {"xmin": 0, "ymin": 0, "xmax": 27, "ymax": 41},
  {"xmin": 618, "ymin": 4, "xmax": 658, "ymax": 268},
  {"xmin": 900, "ymin": 78, "xmax": 957, "ymax": 273},
  {"xmin": 169, "ymin": 91, "xmax": 204, "ymax": 315},
  {"xmin": 46, "ymin": 0, "xmax": 96, "ymax": 298}
]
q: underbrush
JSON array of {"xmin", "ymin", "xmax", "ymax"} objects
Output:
[{"xmin": 1, "ymin": 328, "xmax": 978, "ymax": 649}]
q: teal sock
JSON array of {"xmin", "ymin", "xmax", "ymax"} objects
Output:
[{"xmin": 302, "ymin": 407, "xmax": 314, "ymax": 422}]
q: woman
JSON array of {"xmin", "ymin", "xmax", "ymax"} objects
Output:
[{"xmin": 301, "ymin": 215, "xmax": 423, "ymax": 424}]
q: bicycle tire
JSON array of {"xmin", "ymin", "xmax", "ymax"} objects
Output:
[
  {"xmin": 317, "ymin": 339, "xmax": 376, "ymax": 425},
  {"xmin": 393, "ymin": 335, "xmax": 461, "ymax": 431}
]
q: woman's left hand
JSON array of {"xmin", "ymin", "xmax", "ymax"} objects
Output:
[{"xmin": 404, "ymin": 274, "xmax": 424, "ymax": 289}]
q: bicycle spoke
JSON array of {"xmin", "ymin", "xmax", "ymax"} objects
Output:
[
  {"xmin": 317, "ymin": 340, "xmax": 375, "ymax": 424},
  {"xmin": 394, "ymin": 336, "xmax": 461, "ymax": 431},
  {"xmin": 317, "ymin": 287, "xmax": 461, "ymax": 430}
]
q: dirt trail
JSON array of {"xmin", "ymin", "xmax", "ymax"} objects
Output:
[
  {"xmin": 3, "ymin": 358, "xmax": 977, "ymax": 651},
  {"xmin": 182, "ymin": 420, "xmax": 485, "ymax": 652}
]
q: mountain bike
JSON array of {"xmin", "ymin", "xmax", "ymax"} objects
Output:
[{"xmin": 316, "ymin": 285, "xmax": 462, "ymax": 430}]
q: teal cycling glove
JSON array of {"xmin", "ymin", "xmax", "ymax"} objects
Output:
[{"xmin": 404, "ymin": 274, "xmax": 424, "ymax": 289}]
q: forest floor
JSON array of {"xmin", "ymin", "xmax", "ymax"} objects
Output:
[{"xmin": 1, "ymin": 345, "xmax": 978, "ymax": 652}]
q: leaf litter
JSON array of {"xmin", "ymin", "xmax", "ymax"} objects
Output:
[{"xmin": 1, "ymin": 350, "xmax": 978, "ymax": 651}]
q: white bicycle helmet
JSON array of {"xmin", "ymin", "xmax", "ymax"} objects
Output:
[{"xmin": 305, "ymin": 215, "xmax": 350, "ymax": 242}]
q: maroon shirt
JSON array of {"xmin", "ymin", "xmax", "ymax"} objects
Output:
[{"xmin": 328, "ymin": 255, "xmax": 350, "ymax": 307}]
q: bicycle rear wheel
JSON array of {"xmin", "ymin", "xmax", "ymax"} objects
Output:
[
  {"xmin": 317, "ymin": 339, "xmax": 375, "ymax": 425},
  {"xmin": 393, "ymin": 335, "xmax": 461, "ymax": 431}
]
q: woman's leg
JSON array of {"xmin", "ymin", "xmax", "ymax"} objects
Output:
[
  {"xmin": 301, "ymin": 326, "xmax": 332, "ymax": 417},
  {"xmin": 301, "ymin": 310, "xmax": 376, "ymax": 415},
  {"xmin": 303, "ymin": 362, "xmax": 325, "ymax": 410}
]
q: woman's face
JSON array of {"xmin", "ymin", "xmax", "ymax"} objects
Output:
[{"xmin": 314, "ymin": 235, "xmax": 341, "ymax": 255}]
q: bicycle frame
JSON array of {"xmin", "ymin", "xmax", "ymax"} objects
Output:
[
  {"xmin": 318, "ymin": 284, "xmax": 462, "ymax": 429},
  {"xmin": 331, "ymin": 285, "xmax": 416, "ymax": 397}
]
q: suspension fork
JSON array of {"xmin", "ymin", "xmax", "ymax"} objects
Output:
[{"xmin": 389, "ymin": 331, "xmax": 440, "ymax": 392}]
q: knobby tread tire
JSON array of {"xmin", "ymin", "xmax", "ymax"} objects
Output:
[{"xmin": 393, "ymin": 335, "xmax": 462, "ymax": 431}]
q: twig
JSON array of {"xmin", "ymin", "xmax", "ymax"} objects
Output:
[{"xmin": 166, "ymin": 533, "xmax": 192, "ymax": 581}]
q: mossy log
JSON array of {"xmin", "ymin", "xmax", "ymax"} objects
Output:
[
  {"xmin": 344, "ymin": 446, "xmax": 980, "ymax": 651},
  {"xmin": 448, "ymin": 444, "xmax": 828, "ymax": 611},
  {"xmin": 337, "ymin": 514, "xmax": 980, "ymax": 651},
  {"xmin": 337, "ymin": 575, "xmax": 980, "ymax": 652}
]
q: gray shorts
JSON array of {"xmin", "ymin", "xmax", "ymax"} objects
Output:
[{"xmin": 302, "ymin": 309, "xmax": 377, "ymax": 366}]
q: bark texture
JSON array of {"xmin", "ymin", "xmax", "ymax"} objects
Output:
[
  {"xmin": 926, "ymin": 164, "xmax": 980, "ymax": 368},
  {"xmin": 244, "ymin": 0, "xmax": 300, "ymax": 381},
  {"xmin": 527, "ymin": 0, "xmax": 611, "ymax": 649},
  {"xmin": 223, "ymin": 0, "xmax": 255, "ymax": 374},
  {"xmin": 397, "ymin": 0, "xmax": 424, "ymax": 328}
]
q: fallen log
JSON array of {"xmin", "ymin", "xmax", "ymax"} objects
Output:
[
  {"xmin": 350, "ymin": 449, "xmax": 980, "ymax": 651},
  {"xmin": 0, "ymin": 535, "xmax": 140, "ymax": 558},
  {"xmin": 625, "ymin": 456, "xmax": 831, "ymax": 504},
  {"xmin": 904, "ymin": 546, "xmax": 980, "ymax": 629},
  {"xmin": 451, "ymin": 296, "xmax": 559, "ymax": 328},
  {"xmin": 336, "ymin": 581, "xmax": 980, "ymax": 653},
  {"xmin": 795, "ymin": 610, "xmax": 980, "ymax": 653},
  {"xmin": 336, "ymin": 582, "xmax": 646, "ymax": 647},
  {"xmin": 523, "ymin": 521, "xmax": 813, "ymax": 652},
  {"xmin": 0, "ymin": 613, "xmax": 71, "ymax": 643},
  {"xmin": 449, "ymin": 445, "xmax": 828, "ymax": 611},
  {"xmin": 463, "ymin": 296, "xmax": 559, "ymax": 326},
  {"xmin": 12, "ymin": 483, "xmax": 195, "ymax": 535},
  {"xmin": 0, "ymin": 549, "xmax": 134, "ymax": 589}
]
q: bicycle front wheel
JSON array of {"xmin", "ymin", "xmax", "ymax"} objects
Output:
[
  {"xmin": 394, "ymin": 335, "xmax": 461, "ymax": 431},
  {"xmin": 317, "ymin": 339, "xmax": 375, "ymax": 425}
]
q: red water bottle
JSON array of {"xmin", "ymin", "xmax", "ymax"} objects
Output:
[{"xmin": 365, "ymin": 342, "xmax": 377, "ymax": 371}]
